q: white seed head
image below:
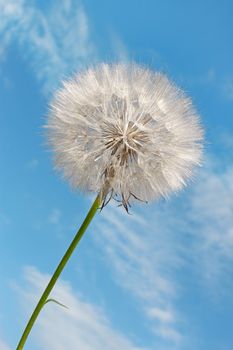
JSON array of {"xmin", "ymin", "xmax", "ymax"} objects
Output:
[{"xmin": 47, "ymin": 63, "xmax": 204, "ymax": 210}]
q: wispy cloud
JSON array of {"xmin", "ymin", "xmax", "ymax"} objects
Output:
[
  {"xmin": 17, "ymin": 266, "xmax": 147, "ymax": 350},
  {"xmin": 92, "ymin": 154, "xmax": 233, "ymax": 345},
  {"xmin": 94, "ymin": 202, "xmax": 183, "ymax": 345},
  {"xmin": 0, "ymin": 339, "xmax": 11, "ymax": 350},
  {"xmin": 222, "ymin": 77, "xmax": 233, "ymax": 100},
  {"xmin": 109, "ymin": 31, "xmax": 129, "ymax": 62},
  {"xmin": 0, "ymin": 0, "xmax": 132, "ymax": 95},
  {"xmin": 0, "ymin": 0, "xmax": 97, "ymax": 93},
  {"xmin": 48, "ymin": 208, "xmax": 61, "ymax": 225},
  {"xmin": 185, "ymin": 68, "xmax": 233, "ymax": 102},
  {"xmin": 26, "ymin": 159, "xmax": 39, "ymax": 171},
  {"xmin": 187, "ymin": 160, "xmax": 233, "ymax": 290},
  {"xmin": 188, "ymin": 68, "xmax": 217, "ymax": 86}
]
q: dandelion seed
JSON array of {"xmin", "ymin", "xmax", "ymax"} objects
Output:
[{"xmin": 46, "ymin": 63, "xmax": 204, "ymax": 211}]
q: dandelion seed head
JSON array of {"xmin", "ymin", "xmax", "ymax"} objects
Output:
[{"xmin": 47, "ymin": 63, "xmax": 204, "ymax": 210}]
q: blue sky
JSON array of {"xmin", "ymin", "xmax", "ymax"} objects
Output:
[{"xmin": 1, "ymin": 0, "xmax": 233, "ymax": 349}]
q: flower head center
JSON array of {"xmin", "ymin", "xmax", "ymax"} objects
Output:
[{"xmin": 102, "ymin": 120, "xmax": 149, "ymax": 166}]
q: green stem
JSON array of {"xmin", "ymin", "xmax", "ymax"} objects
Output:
[{"xmin": 16, "ymin": 195, "xmax": 100, "ymax": 350}]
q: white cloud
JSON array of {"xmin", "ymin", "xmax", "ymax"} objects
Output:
[
  {"xmin": 109, "ymin": 31, "xmax": 129, "ymax": 62},
  {"xmin": 13, "ymin": 158, "xmax": 233, "ymax": 349},
  {"xmin": 0, "ymin": 212, "xmax": 11, "ymax": 227},
  {"xmin": 0, "ymin": 339, "xmax": 11, "ymax": 350},
  {"xmin": 222, "ymin": 77, "xmax": 233, "ymax": 100},
  {"xmin": 147, "ymin": 307, "xmax": 174, "ymax": 323},
  {"xmin": 187, "ymin": 160, "xmax": 233, "ymax": 288},
  {"xmin": 0, "ymin": 0, "xmax": 133, "ymax": 94},
  {"xmin": 26, "ymin": 159, "xmax": 39, "ymax": 170},
  {"xmin": 184, "ymin": 69, "xmax": 233, "ymax": 102},
  {"xmin": 48, "ymin": 208, "xmax": 61, "ymax": 225},
  {"xmin": 218, "ymin": 132, "xmax": 233, "ymax": 151},
  {"xmin": 17, "ymin": 266, "xmax": 147, "ymax": 350},
  {"xmin": 193, "ymin": 68, "xmax": 216, "ymax": 86},
  {"xmin": 154, "ymin": 327, "xmax": 181, "ymax": 344},
  {"xmin": 146, "ymin": 307, "xmax": 181, "ymax": 343},
  {"xmin": 94, "ymin": 202, "xmax": 182, "ymax": 344},
  {"xmin": 92, "ymin": 154, "xmax": 233, "ymax": 344},
  {"xmin": 0, "ymin": 0, "xmax": 97, "ymax": 93}
]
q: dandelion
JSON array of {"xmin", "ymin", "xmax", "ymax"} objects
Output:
[
  {"xmin": 17, "ymin": 63, "xmax": 204, "ymax": 349},
  {"xmin": 47, "ymin": 63, "xmax": 203, "ymax": 211}
]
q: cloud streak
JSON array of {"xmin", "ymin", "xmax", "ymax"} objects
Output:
[
  {"xmin": 0, "ymin": 0, "xmax": 97, "ymax": 93},
  {"xmin": 187, "ymin": 159, "xmax": 233, "ymax": 290},
  {"xmin": 0, "ymin": 339, "xmax": 11, "ymax": 350},
  {"xmin": 17, "ymin": 266, "xmax": 147, "ymax": 350},
  {"xmin": 92, "ymin": 154, "xmax": 233, "ymax": 346},
  {"xmin": 94, "ymin": 201, "xmax": 183, "ymax": 345}
]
